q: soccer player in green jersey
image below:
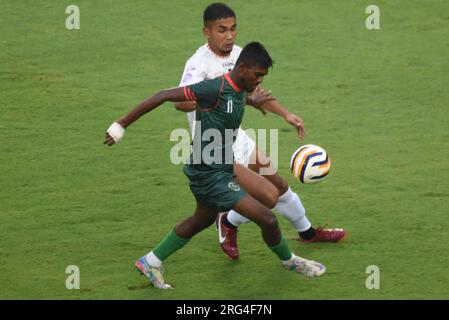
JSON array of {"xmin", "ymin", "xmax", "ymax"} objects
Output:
[
  {"xmin": 104, "ymin": 42, "xmax": 325, "ymax": 289},
  {"xmin": 175, "ymin": 3, "xmax": 346, "ymax": 261}
]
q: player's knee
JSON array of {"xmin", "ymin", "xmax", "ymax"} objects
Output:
[
  {"xmin": 267, "ymin": 192, "xmax": 279, "ymax": 209},
  {"xmin": 263, "ymin": 186, "xmax": 279, "ymax": 209},
  {"xmin": 277, "ymin": 178, "xmax": 289, "ymax": 195},
  {"xmin": 262, "ymin": 213, "xmax": 278, "ymax": 230},
  {"xmin": 269, "ymin": 174, "xmax": 289, "ymax": 195},
  {"xmin": 261, "ymin": 173, "xmax": 289, "ymax": 196}
]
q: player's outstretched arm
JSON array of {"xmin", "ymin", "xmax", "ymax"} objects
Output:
[
  {"xmin": 259, "ymin": 98, "xmax": 307, "ymax": 140},
  {"xmin": 104, "ymin": 87, "xmax": 186, "ymax": 146}
]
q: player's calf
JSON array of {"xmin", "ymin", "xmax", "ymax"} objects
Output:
[
  {"xmin": 175, "ymin": 205, "xmax": 218, "ymax": 238},
  {"xmin": 233, "ymin": 194, "xmax": 281, "ymax": 246}
]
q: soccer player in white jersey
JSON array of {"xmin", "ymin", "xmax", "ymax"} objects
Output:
[{"xmin": 175, "ymin": 3, "xmax": 346, "ymax": 260}]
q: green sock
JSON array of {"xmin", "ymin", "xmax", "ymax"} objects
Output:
[
  {"xmin": 153, "ymin": 228, "xmax": 191, "ymax": 261},
  {"xmin": 269, "ymin": 234, "xmax": 292, "ymax": 261}
]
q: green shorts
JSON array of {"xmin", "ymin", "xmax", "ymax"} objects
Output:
[{"xmin": 183, "ymin": 164, "xmax": 247, "ymax": 211}]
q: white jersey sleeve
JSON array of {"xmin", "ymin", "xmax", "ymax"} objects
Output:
[
  {"xmin": 178, "ymin": 52, "xmax": 207, "ymax": 133},
  {"xmin": 178, "ymin": 55, "xmax": 206, "ymax": 87},
  {"xmin": 232, "ymin": 45, "xmax": 243, "ymax": 60}
]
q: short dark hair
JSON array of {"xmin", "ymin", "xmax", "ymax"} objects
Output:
[
  {"xmin": 203, "ymin": 3, "xmax": 236, "ymax": 25},
  {"xmin": 235, "ymin": 42, "xmax": 274, "ymax": 69}
]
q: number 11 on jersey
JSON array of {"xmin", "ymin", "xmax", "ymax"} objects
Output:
[{"xmin": 227, "ymin": 100, "xmax": 233, "ymax": 113}]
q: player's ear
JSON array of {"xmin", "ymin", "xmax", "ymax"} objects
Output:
[
  {"xmin": 236, "ymin": 62, "xmax": 245, "ymax": 72},
  {"xmin": 203, "ymin": 26, "xmax": 210, "ymax": 38}
]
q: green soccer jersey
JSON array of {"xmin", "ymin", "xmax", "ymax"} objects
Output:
[{"xmin": 183, "ymin": 73, "xmax": 248, "ymax": 171}]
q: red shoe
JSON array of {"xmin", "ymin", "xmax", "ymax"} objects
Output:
[
  {"xmin": 216, "ymin": 212, "xmax": 239, "ymax": 260},
  {"xmin": 300, "ymin": 227, "xmax": 347, "ymax": 243}
]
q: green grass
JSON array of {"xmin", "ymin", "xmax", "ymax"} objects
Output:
[{"xmin": 1, "ymin": 0, "xmax": 449, "ymax": 299}]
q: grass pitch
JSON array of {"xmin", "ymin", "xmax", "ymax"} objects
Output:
[{"xmin": 1, "ymin": 0, "xmax": 449, "ymax": 299}]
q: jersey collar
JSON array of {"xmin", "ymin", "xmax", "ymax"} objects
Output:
[
  {"xmin": 224, "ymin": 73, "xmax": 242, "ymax": 92},
  {"xmin": 206, "ymin": 43, "xmax": 232, "ymax": 59}
]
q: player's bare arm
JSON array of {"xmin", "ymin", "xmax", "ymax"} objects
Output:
[
  {"xmin": 104, "ymin": 87, "xmax": 186, "ymax": 146},
  {"xmin": 174, "ymin": 101, "xmax": 196, "ymax": 112},
  {"xmin": 258, "ymin": 97, "xmax": 307, "ymax": 140}
]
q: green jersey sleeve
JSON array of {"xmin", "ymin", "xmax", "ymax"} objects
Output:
[{"xmin": 183, "ymin": 77, "xmax": 224, "ymax": 109}]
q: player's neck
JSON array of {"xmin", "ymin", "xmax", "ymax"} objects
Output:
[
  {"xmin": 207, "ymin": 43, "xmax": 231, "ymax": 58},
  {"xmin": 229, "ymin": 70, "xmax": 244, "ymax": 91}
]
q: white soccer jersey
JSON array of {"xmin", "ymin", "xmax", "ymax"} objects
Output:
[{"xmin": 178, "ymin": 44, "xmax": 242, "ymax": 132}]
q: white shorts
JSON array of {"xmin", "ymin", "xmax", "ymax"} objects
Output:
[{"xmin": 233, "ymin": 128, "xmax": 256, "ymax": 167}]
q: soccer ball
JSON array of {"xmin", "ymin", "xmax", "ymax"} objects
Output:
[{"xmin": 290, "ymin": 144, "xmax": 331, "ymax": 184}]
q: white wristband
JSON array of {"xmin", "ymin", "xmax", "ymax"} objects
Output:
[{"xmin": 107, "ymin": 122, "xmax": 125, "ymax": 143}]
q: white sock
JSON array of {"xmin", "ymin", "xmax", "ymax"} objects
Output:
[
  {"xmin": 281, "ymin": 253, "xmax": 296, "ymax": 265},
  {"xmin": 227, "ymin": 209, "xmax": 251, "ymax": 226},
  {"xmin": 145, "ymin": 251, "xmax": 162, "ymax": 268},
  {"xmin": 275, "ymin": 188, "xmax": 311, "ymax": 232}
]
